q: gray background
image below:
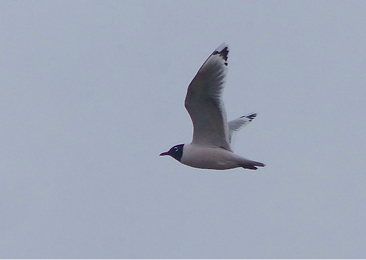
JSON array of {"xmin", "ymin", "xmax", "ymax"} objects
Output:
[{"xmin": 1, "ymin": 0, "xmax": 366, "ymax": 258}]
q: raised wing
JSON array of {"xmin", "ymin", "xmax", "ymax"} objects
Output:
[
  {"xmin": 184, "ymin": 43, "xmax": 231, "ymax": 150},
  {"xmin": 228, "ymin": 113, "xmax": 257, "ymax": 145}
]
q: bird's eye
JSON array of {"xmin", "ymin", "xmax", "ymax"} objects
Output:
[{"xmin": 174, "ymin": 147, "xmax": 179, "ymax": 152}]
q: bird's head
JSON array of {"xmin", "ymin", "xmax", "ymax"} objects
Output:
[{"xmin": 160, "ymin": 144, "xmax": 184, "ymax": 161}]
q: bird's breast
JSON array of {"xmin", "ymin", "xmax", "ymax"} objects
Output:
[{"xmin": 180, "ymin": 144, "xmax": 241, "ymax": 170}]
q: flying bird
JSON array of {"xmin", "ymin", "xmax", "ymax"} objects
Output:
[{"xmin": 160, "ymin": 43, "xmax": 265, "ymax": 170}]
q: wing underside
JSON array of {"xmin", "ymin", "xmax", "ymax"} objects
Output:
[
  {"xmin": 185, "ymin": 43, "xmax": 231, "ymax": 150},
  {"xmin": 228, "ymin": 113, "xmax": 257, "ymax": 149},
  {"xmin": 228, "ymin": 113, "xmax": 257, "ymax": 144}
]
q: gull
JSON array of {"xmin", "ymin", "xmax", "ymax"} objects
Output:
[{"xmin": 160, "ymin": 43, "xmax": 265, "ymax": 170}]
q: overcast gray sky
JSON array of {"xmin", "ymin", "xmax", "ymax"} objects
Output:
[{"xmin": 1, "ymin": 0, "xmax": 366, "ymax": 258}]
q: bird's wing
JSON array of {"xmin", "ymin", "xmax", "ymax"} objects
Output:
[
  {"xmin": 184, "ymin": 43, "xmax": 231, "ymax": 151},
  {"xmin": 228, "ymin": 113, "xmax": 257, "ymax": 146}
]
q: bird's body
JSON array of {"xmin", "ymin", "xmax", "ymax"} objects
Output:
[
  {"xmin": 160, "ymin": 43, "xmax": 265, "ymax": 170},
  {"xmin": 180, "ymin": 144, "xmax": 263, "ymax": 170}
]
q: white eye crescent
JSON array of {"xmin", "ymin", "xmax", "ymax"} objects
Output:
[{"xmin": 174, "ymin": 147, "xmax": 178, "ymax": 152}]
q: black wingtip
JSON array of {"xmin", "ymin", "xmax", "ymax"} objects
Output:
[
  {"xmin": 240, "ymin": 113, "xmax": 257, "ymax": 122},
  {"xmin": 212, "ymin": 43, "xmax": 229, "ymax": 65}
]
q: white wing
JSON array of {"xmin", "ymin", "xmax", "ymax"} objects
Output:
[
  {"xmin": 228, "ymin": 113, "xmax": 257, "ymax": 148},
  {"xmin": 185, "ymin": 43, "xmax": 231, "ymax": 150}
]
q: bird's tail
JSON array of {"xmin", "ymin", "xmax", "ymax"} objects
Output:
[{"xmin": 240, "ymin": 159, "xmax": 265, "ymax": 170}]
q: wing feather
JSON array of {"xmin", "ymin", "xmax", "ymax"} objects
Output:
[
  {"xmin": 228, "ymin": 113, "xmax": 257, "ymax": 146},
  {"xmin": 184, "ymin": 43, "xmax": 231, "ymax": 150}
]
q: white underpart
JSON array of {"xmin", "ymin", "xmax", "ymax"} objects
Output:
[
  {"xmin": 181, "ymin": 143, "xmax": 243, "ymax": 169},
  {"xmin": 181, "ymin": 143, "xmax": 262, "ymax": 170}
]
